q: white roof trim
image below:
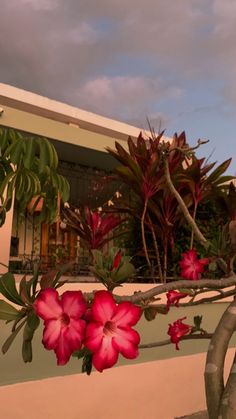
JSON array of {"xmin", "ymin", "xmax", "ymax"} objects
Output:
[{"xmin": 0, "ymin": 83, "xmax": 167, "ymax": 141}]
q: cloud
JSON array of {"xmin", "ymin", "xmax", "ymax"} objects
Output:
[
  {"xmin": 75, "ymin": 76, "xmax": 182, "ymax": 120},
  {"xmin": 0, "ymin": 0, "xmax": 236, "ymax": 122},
  {"xmin": 19, "ymin": 0, "xmax": 60, "ymax": 11}
]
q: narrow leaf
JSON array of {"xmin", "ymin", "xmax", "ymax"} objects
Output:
[
  {"xmin": 2, "ymin": 318, "xmax": 27, "ymax": 354},
  {"xmin": 0, "ymin": 300, "xmax": 20, "ymax": 321}
]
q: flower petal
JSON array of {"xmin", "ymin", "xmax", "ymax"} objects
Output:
[
  {"xmin": 113, "ymin": 326, "xmax": 140, "ymax": 359},
  {"xmin": 84, "ymin": 322, "xmax": 103, "ymax": 352},
  {"xmin": 54, "ymin": 319, "xmax": 86, "ymax": 365},
  {"xmin": 92, "ymin": 336, "xmax": 119, "ymax": 372},
  {"xmin": 91, "ymin": 291, "xmax": 116, "ymax": 324},
  {"xmin": 61, "ymin": 291, "xmax": 87, "ymax": 319},
  {"xmin": 112, "ymin": 302, "xmax": 141, "ymax": 326},
  {"xmin": 69, "ymin": 318, "xmax": 86, "ymax": 349},
  {"xmin": 34, "ymin": 288, "xmax": 62, "ymax": 320},
  {"xmin": 42, "ymin": 319, "xmax": 61, "ymax": 350}
]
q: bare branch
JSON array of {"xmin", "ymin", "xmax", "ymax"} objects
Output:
[
  {"xmin": 204, "ymin": 298, "xmax": 236, "ymax": 419},
  {"xmin": 163, "ymin": 156, "xmax": 208, "ymax": 247},
  {"xmin": 83, "ymin": 276, "xmax": 236, "ymax": 304},
  {"xmin": 139, "ymin": 333, "xmax": 213, "ymax": 349}
]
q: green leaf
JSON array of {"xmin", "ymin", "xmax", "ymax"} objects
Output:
[
  {"xmin": 40, "ymin": 270, "xmax": 57, "ymax": 290},
  {"xmin": 0, "ymin": 207, "xmax": 6, "ymax": 227},
  {"xmin": 178, "ymin": 288, "xmax": 194, "ymax": 296},
  {"xmin": 0, "ymin": 300, "xmax": 20, "ymax": 321},
  {"xmin": 2, "ymin": 318, "xmax": 27, "ymax": 354},
  {"xmin": 19, "ymin": 275, "xmax": 32, "ymax": 305},
  {"xmin": 92, "ymin": 249, "xmax": 103, "ymax": 267},
  {"xmin": 207, "ymin": 159, "xmax": 232, "ymax": 183},
  {"xmin": 208, "ymin": 262, "xmax": 217, "ymax": 272},
  {"xmin": 0, "ymin": 171, "xmax": 15, "ymax": 198},
  {"xmin": 26, "ymin": 311, "xmax": 40, "ymax": 331},
  {"xmin": 23, "ymin": 138, "xmax": 36, "ymax": 169},
  {"xmin": 82, "ymin": 352, "xmax": 93, "ymax": 375},
  {"xmin": 113, "ymin": 262, "xmax": 135, "ymax": 283},
  {"xmin": 22, "ymin": 340, "xmax": 32, "ymax": 363},
  {"xmin": 58, "ymin": 175, "xmax": 70, "ymax": 202},
  {"xmin": 21, "ymin": 312, "xmax": 40, "ymax": 363},
  {"xmin": 72, "ymin": 347, "xmax": 87, "ymax": 359},
  {"xmin": 0, "ymin": 128, "xmax": 10, "ymax": 152},
  {"xmin": 0, "ymin": 272, "xmax": 23, "ymax": 306},
  {"xmin": 144, "ymin": 305, "xmax": 169, "ymax": 321},
  {"xmin": 144, "ymin": 307, "xmax": 158, "ymax": 321},
  {"xmin": 193, "ymin": 315, "xmax": 203, "ymax": 330},
  {"xmin": 31, "ymin": 263, "xmax": 40, "ymax": 296}
]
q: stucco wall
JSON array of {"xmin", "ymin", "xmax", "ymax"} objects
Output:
[{"xmin": 0, "ymin": 349, "xmax": 234, "ymax": 419}]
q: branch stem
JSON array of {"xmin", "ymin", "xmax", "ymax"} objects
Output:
[
  {"xmin": 163, "ymin": 157, "xmax": 208, "ymax": 247},
  {"xmin": 204, "ymin": 298, "xmax": 236, "ymax": 419}
]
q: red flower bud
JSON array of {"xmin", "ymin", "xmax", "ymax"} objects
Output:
[
  {"xmin": 111, "ymin": 250, "xmax": 122, "ymax": 271},
  {"xmin": 168, "ymin": 317, "xmax": 192, "ymax": 350},
  {"xmin": 166, "ymin": 290, "xmax": 188, "ymax": 309}
]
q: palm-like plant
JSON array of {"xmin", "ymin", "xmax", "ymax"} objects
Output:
[{"xmin": 0, "ymin": 127, "xmax": 70, "ymax": 225}]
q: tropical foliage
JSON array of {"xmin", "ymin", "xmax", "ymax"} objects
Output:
[
  {"xmin": 106, "ymin": 131, "xmax": 234, "ymax": 281},
  {"xmin": 0, "ymin": 127, "xmax": 70, "ymax": 225},
  {"xmin": 1, "ymin": 129, "xmax": 236, "ymax": 418}
]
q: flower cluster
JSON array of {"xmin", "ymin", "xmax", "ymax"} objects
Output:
[{"xmin": 34, "ymin": 288, "xmax": 141, "ymax": 372}]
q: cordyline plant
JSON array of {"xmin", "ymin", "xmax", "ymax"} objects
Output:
[
  {"xmin": 61, "ymin": 205, "xmax": 124, "ymax": 254},
  {"xmin": 1, "ymin": 132, "xmax": 236, "ymax": 418},
  {"xmin": 106, "ymin": 131, "xmax": 233, "ymax": 283}
]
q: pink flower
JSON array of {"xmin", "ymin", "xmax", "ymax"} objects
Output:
[
  {"xmin": 168, "ymin": 317, "xmax": 192, "ymax": 350},
  {"xmin": 179, "ymin": 249, "xmax": 209, "ymax": 280},
  {"xmin": 84, "ymin": 291, "xmax": 141, "ymax": 372},
  {"xmin": 166, "ymin": 290, "xmax": 188, "ymax": 309},
  {"xmin": 34, "ymin": 288, "xmax": 87, "ymax": 365}
]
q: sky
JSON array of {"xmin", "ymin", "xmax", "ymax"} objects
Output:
[{"xmin": 0, "ymin": 0, "xmax": 236, "ymax": 173}]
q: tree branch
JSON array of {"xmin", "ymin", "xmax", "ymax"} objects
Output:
[
  {"xmin": 139, "ymin": 333, "xmax": 213, "ymax": 349},
  {"xmin": 163, "ymin": 156, "xmax": 208, "ymax": 247},
  {"xmin": 112, "ymin": 275, "xmax": 236, "ymax": 303},
  {"xmin": 83, "ymin": 276, "xmax": 236, "ymax": 303},
  {"xmin": 219, "ymin": 350, "xmax": 236, "ymax": 418},
  {"xmin": 179, "ymin": 288, "xmax": 236, "ymax": 307},
  {"xmin": 204, "ymin": 298, "xmax": 236, "ymax": 419}
]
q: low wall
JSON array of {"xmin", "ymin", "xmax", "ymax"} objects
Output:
[
  {"xmin": 0, "ymin": 282, "xmax": 235, "ymax": 418},
  {"xmin": 0, "ymin": 349, "xmax": 234, "ymax": 419}
]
